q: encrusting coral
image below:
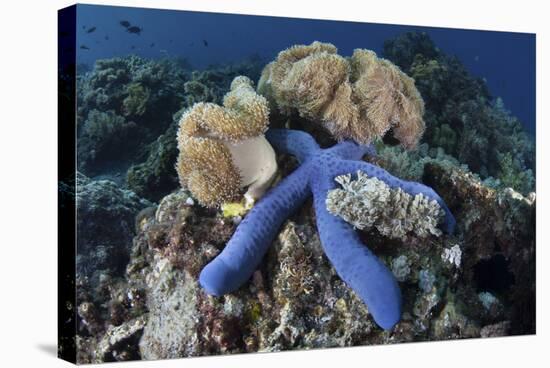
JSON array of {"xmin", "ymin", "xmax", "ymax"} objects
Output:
[
  {"xmin": 199, "ymin": 128, "xmax": 455, "ymax": 330},
  {"xmin": 257, "ymin": 41, "xmax": 425, "ymax": 148},
  {"xmin": 326, "ymin": 171, "xmax": 444, "ymax": 240},
  {"xmin": 176, "ymin": 76, "xmax": 278, "ymax": 207}
]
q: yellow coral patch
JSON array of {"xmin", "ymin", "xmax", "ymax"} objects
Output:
[{"xmin": 221, "ymin": 201, "xmax": 250, "ymax": 218}]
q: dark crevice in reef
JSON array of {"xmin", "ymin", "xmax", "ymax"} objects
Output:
[{"xmin": 473, "ymin": 255, "xmax": 515, "ymax": 294}]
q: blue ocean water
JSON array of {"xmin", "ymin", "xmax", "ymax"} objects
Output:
[{"xmin": 75, "ymin": 4, "xmax": 536, "ymax": 135}]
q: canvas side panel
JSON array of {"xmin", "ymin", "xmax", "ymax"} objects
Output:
[{"xmin": 58, "ymin": 4, "xmax": 77, "ymax": 364}]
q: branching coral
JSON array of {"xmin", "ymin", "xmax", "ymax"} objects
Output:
[
  {"xmin": 123, "ymin": 83, "xmax": 150, "ymax": 116},
  {"xmin": 81, "ymin": 109, "xmax": 137, "ymax": 163},
  {"xmin": 198, "ymin": 129, "xmax": 455, "ymax": 330},
  {"xmin": 176, "ymin": 76, "xmax": 277, "ymax": 207},
  {"xmin": 257, "ymin": 41, "xmax": 425, "ymax": 148},
  {"xmin": 326, "ymin": 171, "xmax": 444, "ymax": 240}
]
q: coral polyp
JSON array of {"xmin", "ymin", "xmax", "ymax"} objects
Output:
[{"xmin": 199, "ymin": 129, "xmax": 455, "ymax": 330}]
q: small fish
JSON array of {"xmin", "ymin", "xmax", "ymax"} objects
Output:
[
  {"xmin": 202, "ymin": 39, "xmax": 208, "ymax": 47},
  {"xmin": 474, "ymin": 55, "xmax": 479, "ymax": 62},
  {"xmin": 104, "ymin": 35, "xmax": 109, "ymax": 40},
  {"xmin": 150, "ymin": 42, "xmax": 155, "ymax": 47},
  {"xmin": 119, "ymin": 20, "xmax": 131, "ymax": 28},
  {"xmin": 126, "ymin": 26, "xmax": 142, "ymax": 35},
  {"xmin": 169, "ymin": 39, "xmax": 173, "ymax": 43},
  {"xmin": 82, "ymin": 25, "xmax": 85, "ymax": 29},
  {"xmin": 86, "ymin": 26, "xmax": 96, "ymax": 33},
  {"xmin": 80, "ymin": 45, "xmax": 90, "ymax": 50},
  {"xmin": 131, "ymin": 45, "xmax": 136, "ymax": 50}
]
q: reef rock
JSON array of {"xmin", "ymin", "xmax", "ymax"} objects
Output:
[
  {"xmin": 121, "ymin": 153, "xmax": 533, "ymax": 360},
  {"xmin": 76, "ymin": 173, "xmax": 152, "ymax": 288}
]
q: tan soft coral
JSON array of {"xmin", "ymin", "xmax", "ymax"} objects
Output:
[
  {"xmin": 177, "ymin": 76, "xmax": 277, "ymax": 207},
  {"xmin": 350, "ymin": 50, "xmax": 425, "ymax": 148},
  {"xmin": 179, "ymin": 76, "xmax": 270, "ymax": 142},
  {"xmin": 257, "ymin": 42, "xmax": 425, "ymax": 148}
]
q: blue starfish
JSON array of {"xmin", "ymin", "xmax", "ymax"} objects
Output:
[{"xmin": 199, "ymin": 129, "xmax": 456, "ymax": 330}]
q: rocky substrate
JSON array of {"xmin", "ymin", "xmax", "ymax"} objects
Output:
[{"xmin": 74, "ymin": 158, "xmax": 535, "ymax": 363}]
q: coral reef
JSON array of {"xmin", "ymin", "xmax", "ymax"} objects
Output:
[
  {"xmin": 75, "ymin": 173, "xmax": 152, "ymax": 288},
  {"xmin": 77, "ymin": 56, "xmax": 189, "ymax": 174},
  {"xmin": 199, "ymin": 129, "xmax": 455, "ymax": 329},
  {"xmin": 383, "ymin": 32, "xmax": 535, "ymax": 194},
  {"xmin": 76, "ymin": 151, "xmax": 532, "ymax": 363},
  {"xmin": 257, "ymin": 41, "xmax": 425, "ymax": 147},
  {"xmin": 74, "ymin": 174, "xmax": 153, "ymax": 363},
  {"xmin": 72, "ymin": 144, "xmax": 534, "ymax": 363},
  {"xmin": 423, "ymin": 161, "xmax": 535, "ymax": 334},
  {"xmin": 374, "ymin": 142, "xmax": 465, "ymax": 182},
  {"xmin": 77, "ymin": 55, "xmax": 265, "ymax": 193},
  {"xmin": 176, "ymin": 76, "xmax": 277, "ymax": 207},
  {"xmin": 327, "ymin": 171, "xmax": 444, "ymax": 240},
  {"xmin": 126, "ymin": 114, "xmax": 180, "ymax": 202},
  {"xmin": 125, "ymin": 60, "xmax": 265, "ymax": 201},
  {"xmin": 72, "ymin": 39, "xmax": 536, "ymax": 362}
]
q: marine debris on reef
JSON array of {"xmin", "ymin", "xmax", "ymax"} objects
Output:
[{"xmin": 198, "ymin": 128, "xmax": 455, "ymax": 330}]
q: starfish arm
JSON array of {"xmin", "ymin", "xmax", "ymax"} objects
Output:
[
  {"xmin": 311, "ymin": 176, "xmax": 402, "ymax": 330},
  {"xmin": 199, "ymin": 164, "xmax": 311, "ymax": 296},
  {"xmin": 266, "ymin": 129, "xmax": 320, "ymax": 163},
  {"xmin": 337, "ymin": 160, "xmax": 456, "ymax": 234}
]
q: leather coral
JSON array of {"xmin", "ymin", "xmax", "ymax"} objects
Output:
[
  {"xmin": 176, "ymin": 76, "xmax": 277, "ymax": 207},
  {"xmin": 257, "ymin": 41, "xmax": 425, "ymax": 148}
]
